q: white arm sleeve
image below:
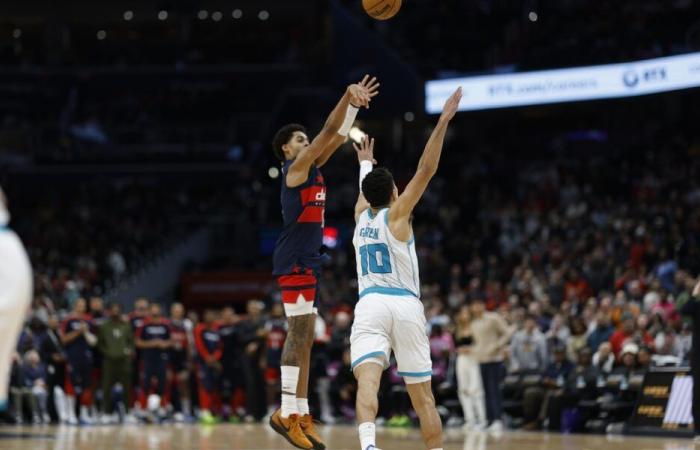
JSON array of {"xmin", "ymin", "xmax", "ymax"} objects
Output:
[
  {"xmin": 359, "ymin": 160, "xmax": 373, "ymax": 190},
  {"xmin": 338, "ymin": 104, "xmax": 359, "ymax": 136}
]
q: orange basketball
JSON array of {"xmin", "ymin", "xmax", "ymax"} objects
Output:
[{"xmin": 362, "ymin": 0, "xmax": 402, "ymax": 20}]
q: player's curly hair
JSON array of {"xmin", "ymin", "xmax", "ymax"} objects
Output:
[
  {"xmin": 272, "ymin": 123, "xmax": 306, "ymax": 161},
  {"xmin": 362, "ymin": 167, "xmax": 395, "ymax": 208}
]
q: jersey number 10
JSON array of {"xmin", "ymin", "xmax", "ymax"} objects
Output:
[{"xmin": 359, "ymin": 244, "xmax": 393, "ymax": 276}]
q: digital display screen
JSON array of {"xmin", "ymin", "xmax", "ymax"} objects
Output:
[{"xmin": 425, "ymin": 52, "xmax": 700, "ymax": 113}]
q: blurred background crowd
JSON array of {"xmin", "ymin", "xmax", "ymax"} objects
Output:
[{"xmin": 1, "ymin": 0, "xmax": 700, "ymax": 434}]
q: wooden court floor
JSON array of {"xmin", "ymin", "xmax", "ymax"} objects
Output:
[{"xmin": 0, "ymin": 424, "xmax": 694, "ymax": 450}]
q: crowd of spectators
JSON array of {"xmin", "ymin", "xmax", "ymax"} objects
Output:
[
  {"xmin": 1, "ymin": 0, "xmax": 700, "ymax": 432},
  {"xmin": 3, "ymin": 111, "xmax": 700, "ymax": 432}
]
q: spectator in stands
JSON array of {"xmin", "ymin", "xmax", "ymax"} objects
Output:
[
  {"xmin": 60, "ymin": 297, "xmax": 95, "ymax": 424},
  {"xmin": 194, "ymin": 309, "xmax": 223, "ymax": 424},
  {"xmin": 567, "ymin": 317, "xmax": 588, "ymax": 361},
  {"xmin": 238, "ymin": 300, "xmax": 267, "ymax": 421},
  {"xmin": 39, "ymin": 314, "xmax": 67, "ymax": 423},
  {"xmin": 522, "ymin": 345, "xmax": 573, "ymax": 430},
  {"xmin": 9, "ymin": 353, "xmax": 27, "ymax": 424},
  {"xmin": 564, "ymin": 269, "xmax": 591, "ymax": 303},
  {"xmin": 509, "ymin": 315, "xmax": 548, "ymax": 374},
  {"xmin": 546, "ymin": 314, "xmax": 570, "ymax": 348},
  {"xmin": 23, "ymin": 349, "xmax": 50, "ymax": 424},
  {"xmin": 135, "ymin": 302, "xmax": 172, "ymax": 418},
  {"xmin": 454, "ymin": 305, "xmax": 486, "ymax": 430},
  {"xmin": 329, "ymin": 348, "xmax": 356, "ymax": 422},
  {"xmin": 471, "ymin": 297, "xmax": 514, "ymax": 432},
  {"xmin": 587, "ymin": 312, "xmax": 614, "ymax": 355},
  {"xmin": 88, "ymin": 296, "xmax": 106, "ymax": 414},
  {"xmin": 89, "ymin": 297, "xmax": 106, "ymax": 324},
  {"xmin": 218, "ymin": 307, "xmax": 243, "ymax": 420},
  {"xmin": 97, "ymin": 302, "xmax": 133, "ymax": 422},
  {"xmin": 169, "ymin": 302, "xmax": 192, "ymax": 420},
  {"xmin": 609, "ymin": 315, "xmax": 635, "ymax": 357},
  {"xmin": 429, "ymin": 322, "xmax": 455, "ymax": 385},
  {"xmin": 592, "ymin": 342, "xmax": 615, "ymax": 375},
  {"xmin": 637, "ymin": 346, "xmax": 652, "ymax": 370},
  {"xmin": 263, "ymin": 303, "xmax": 287, "ymax": 420},
  {"xmin": 545, "ymin": 347, "xmax": 598, "ymax": 432},
  {"xmin": 128, "ymin": 298, "xmax": 149, "ymax": 331}
]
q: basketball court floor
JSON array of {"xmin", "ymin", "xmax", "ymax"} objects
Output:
[{"xmin": 0, "ymin": 424, "xmax": 693, "ymax": 450}]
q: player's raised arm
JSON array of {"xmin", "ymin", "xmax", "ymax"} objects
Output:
[
  {"xmin": 354, "ymin": 136, "xmax": 377, "ymax": 221},
  {"xmin": 388, "ymin": 87, "xmax": 462, "ymax": 239},
  {"xmin": 286, "ymin": 76, "xmax": 379, "ymax": 187},
  {"xmin": 315, "ymin": 76, "xmax": 380, "ymax": 169}
]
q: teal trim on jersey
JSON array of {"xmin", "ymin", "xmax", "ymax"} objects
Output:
[
  {"xmin": 383, "ymin": 208, "xmax": 389, "ymax": 225},
  {"xmin": 0, "ymin": 225, "xmax": 8, "ymax": 232},
  {"xmin": 0, "ymin": 399, "xmax": 7, "ymax": 412},
  {"xmin": 397, "ymin": 370, "xmax": 432, "ymax": 377},
  {"xmin": 367, "ymin": 208, "xmax": 374, "ymax": 219},
  {"xmin": 407, "ymin": 243, "xmax": 419, "ymax": 292},
  {"xmin": 407, "ymin": 235, "xmax": 414, "ymax": 245},
  {"xmin": 359, "ymin": 286, "xmax": 418, "ymax": 299},
  {"xmin": 351, "ymin": 351, "xmax": 387, "ymax": 370}
]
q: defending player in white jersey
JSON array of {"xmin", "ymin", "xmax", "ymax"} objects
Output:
[
  {"xmin": 350, "ymin": 87, "xmax": 462, "ymax": 450},
  {"xmin": 0, "ymin": 185, "xmax": 33, "ymax": 413}
]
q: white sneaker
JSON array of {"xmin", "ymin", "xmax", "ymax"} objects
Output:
[
  {"xmin": 124, "ymin": 414, "xmax": 139, "ymax": 424},
  {"xmin": 173, "ymin": 412, "xmax": 185, "ymax": 423},
  {"xmin": 487, "ymin": 420, "xmax": 503, "ymax": 433},
  {"xmin": 321, "ymin": 414, "xmax": 336, "ymax": 424},
  {"xmin": 446, "ymin": 416, "xmax": 463, "ymax": 428}
]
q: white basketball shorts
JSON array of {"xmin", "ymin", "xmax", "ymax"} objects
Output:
[{"xmin": 350, "ymin": 292, "xmax": 432, "ymax": 384}]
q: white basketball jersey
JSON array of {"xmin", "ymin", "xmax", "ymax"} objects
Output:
[{"xmin": 353, "ymin": 208, "xmax": 420, "ymax": 299}]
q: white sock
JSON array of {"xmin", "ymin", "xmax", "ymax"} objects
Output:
[
  {"xmin": 281, "ymin": 366, "xmax": 300, "ymax": 418},
  {"xmin": 298, "ymin": 398, "xmax": 309, "ymax": 416},
  {"xmin": 359, "ymin": 422, "xmax": 376, "ymax": 450},
  {"xmin": 282, "ymin": 394, "xmax": 298, "ymax": 418}
]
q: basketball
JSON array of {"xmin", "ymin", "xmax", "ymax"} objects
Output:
[{"xmin": 362, "ymin": 0, "xmax": 402, "ymax": 20}]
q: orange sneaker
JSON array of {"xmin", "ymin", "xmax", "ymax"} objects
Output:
[
  {"xmin": 300, "ymin": 414, "xmax": 326, "ymax": 450},
  {"xmin": 269, "ymin": 409, "xmax": 314, "ymax": 450}
]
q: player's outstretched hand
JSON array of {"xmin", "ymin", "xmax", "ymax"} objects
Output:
[
  {"xmin": 439, "ymin": 87, "xmax": 462, "ymax": 123},
  {"xmin": 354, "ymin": 136, "xmax": 377, "ymax": 164},
  {"xmin": 348, "ymin": 75, "xmax": 380, "ymax": 109}
]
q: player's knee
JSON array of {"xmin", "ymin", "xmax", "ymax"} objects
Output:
[
  {"xmin": 358, "ymin": 377, "xmax": 380, "ymax": 395},
  {"xmin": 411, "ymin": 388, "xmax": 436, "ymax": 412}
]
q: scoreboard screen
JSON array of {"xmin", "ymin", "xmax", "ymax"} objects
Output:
[{"xmin": 628, "ymin": 367, "xmax": 693, "ymax": 435}]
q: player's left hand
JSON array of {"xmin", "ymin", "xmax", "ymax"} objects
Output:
[
  {"xmin": 348, "ymin": 75, "xmax": 380, "ymax": 108},
  {"xmin": 353, "ymin": 136, "xmax": 376, "ymax": 164},
  {"xmin": 439, "ymin": 86, "xmax": 462, "ymax": 123}
]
